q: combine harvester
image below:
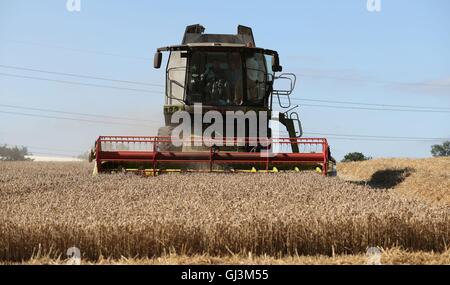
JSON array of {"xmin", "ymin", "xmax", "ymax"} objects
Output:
[{"xmin": 90, "ymin": 25, "xmax": 336, "ymax": 176}]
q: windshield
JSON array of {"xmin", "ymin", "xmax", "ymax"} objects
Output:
[{"xmin": 187, "ymin": 51, "xmax": 243, "ymax": 106}]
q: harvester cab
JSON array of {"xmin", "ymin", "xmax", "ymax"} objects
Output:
[{"xmin": 91, "ymin": 25, "xmax": 337, "ymax": 176}]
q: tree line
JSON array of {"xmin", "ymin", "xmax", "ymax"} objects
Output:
[
  {"xmin": 0, "ymin": 145, "xmax": 31, "ymax": 161},
  {"xmin": 342, "ymin": 140, "xmax": 449, "ymax": 162}
]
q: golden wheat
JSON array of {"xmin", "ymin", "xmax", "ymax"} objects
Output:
[
  {"xmin": 338, "ymin": 157, "xmax": 450, "ymax": 204},
  {"xmin": 0, "ymin": 161, "xmax": 449, "ymax": 262}
]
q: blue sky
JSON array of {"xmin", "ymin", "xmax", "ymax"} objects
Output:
[{"xmin": 0, "ymin": 0, "xmax": 449, "ymax": 159}]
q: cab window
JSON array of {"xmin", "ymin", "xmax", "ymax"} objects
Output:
[{"xmin": 245, "ymin": 52, "xmax": 267, "ymax": 105}]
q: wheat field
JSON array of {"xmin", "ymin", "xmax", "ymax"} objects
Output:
[
  {"xmin": 0, "ymin": 159, "xmax": 449, "ymax": 263},
  {"xmin": 338, "ymin": 157, "xmax": 450, "ymax": 205}
]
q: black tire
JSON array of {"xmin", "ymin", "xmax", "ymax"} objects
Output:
[{"xmin": 157, "ymin": 126, "xmax": 181, "ymax": 151}]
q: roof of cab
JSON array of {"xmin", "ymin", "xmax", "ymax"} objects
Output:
[{"xmin": 182, "ymin": 24, "xmax": 255, "ymax": 46}]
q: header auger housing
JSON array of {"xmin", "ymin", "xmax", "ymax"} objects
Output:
[{"xmin": 91, "ymin": 25, "xmax": 337, "ymax": 176}]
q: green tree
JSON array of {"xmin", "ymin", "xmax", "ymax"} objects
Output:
[
  {"xmin": 341, "ymin": 152, "xmax": 371, "ymax": 162},
  {"xmin": 431, "ymin": 141, "xmax": 450, "ymax": 157},
  {"xmin": 0, "ymin": 145, "xmax": 32, "ymax": 161}
]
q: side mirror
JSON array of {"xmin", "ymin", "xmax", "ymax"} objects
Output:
[
  {"xmin": 154, "ymin": 52, "xmax": 162, "ymax": 69},
  {"xmin": 271, "ymin": 55, "xmax": 282, "ymax": 72},
  {"xmin": 273, "ymin": 65, "xmax": 283, "ymax": 72}
]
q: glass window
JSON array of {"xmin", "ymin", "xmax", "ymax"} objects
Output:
[
  {"xmin": 246, "ymin": 52, "xmax": 267, "ymax": 105},
  {"xmin": 167, "ymin": 51, "xmax": 187, "ymax": 104},
  {"xmin": 187, "ymin": 51, "xmax": 243, "ymax": 106},
  {"xmin": 264, "ymin": 54, "xmax": 275, "ymax": 82}
]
